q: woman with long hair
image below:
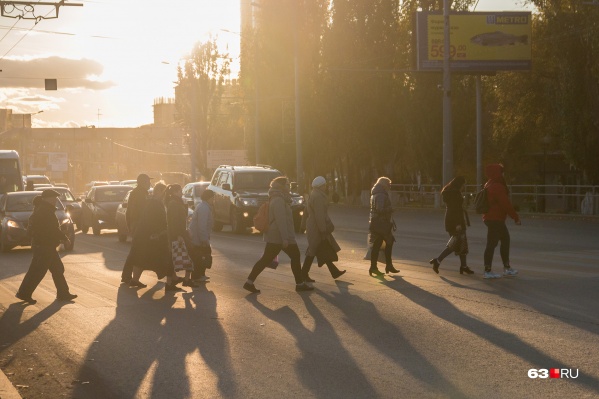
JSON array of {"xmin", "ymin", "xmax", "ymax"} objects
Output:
[
  {"xmin": 368, "ymin": 177, "xmax": 399, "ymax": 277},
  {"xmin": 429, "ymin": 176, "xmax": 474, "ymax": 275}
]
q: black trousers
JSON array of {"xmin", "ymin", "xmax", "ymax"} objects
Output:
[
  {"xmin": 483, "ymin": 220, "xmax": 511, "ymax": 268},
  {"xmin": 302, "ymin": 256, "xmax": 341, "ymax": 277},
  {"xmin": 190, "ymin": 245, "xmax": 211, "ymax": 279},
  {"xmin": 248, "ymin": 243, "xmax": 304, "ymax": 284},
  {"xmin": 371, "ymin": 235, "xmax": 394, "ymax": 269},
  {"xmin": 18, "ymin": 245, "xmax": 70, "ymax": 297}
]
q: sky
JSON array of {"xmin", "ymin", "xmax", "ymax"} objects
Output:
[{"xmin": 0, "ymin": 0, "xmax": 533, "ymax": 129}]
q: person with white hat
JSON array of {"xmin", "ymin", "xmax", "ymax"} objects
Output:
[{"xmin": 301, "ymin": 176, "xmax": 346, "ymax": 282}]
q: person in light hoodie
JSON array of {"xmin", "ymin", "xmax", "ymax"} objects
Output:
[
  {"xmin": 482, "ymin": 164, "xmax": 521, "ymax": 279},
  {"xmin": 188, "ymin": 189, "xmax": 215, "ymax": 283}
]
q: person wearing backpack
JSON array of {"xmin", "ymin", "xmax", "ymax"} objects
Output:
[
  {"xmin": 429, "ymin": 176, "xmax": 474, "ymax": 275},
  {"xmin": 301, "ymin": 176, "xmax": 345, "ymax": 283},
  {"xmin": 482, "ymin": 164, "xmax": 521, "ymax": 279},
  {"xmin": 244, "ymin": 176, "xmax": 313, "ymax": 293}
]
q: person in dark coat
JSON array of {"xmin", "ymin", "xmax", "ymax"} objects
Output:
[
  {"xmin": 368, "ymin": 177, "xmax": 399, "ymax": 277},
  {"xmin": 127, "ymin": 183, "xmax": 183, "ymax": 291},
  {"xmin": 243, "ymin": 177, "xmax": 313, "ymax": 293},
  {"xmin": 165, "ymin": 184, "xmax": 197, "ymax": 288},
  {"xmin": 301, "ymin": 176, "xmax": 345, "ymax": 282},
  {"xmin": 120, "ymin": 173, "xmax": 152, "ymax": 283},
  {"xmin": 16, "ymin": 190, "xmax": 77, "ymax": 304},
  {"xmin": 482, "ymin": 164, "xmax": 521, "ymax": 279},
  {"xmin": 429, "ymin": 176, "xmax": 474, "ymax": 275}
]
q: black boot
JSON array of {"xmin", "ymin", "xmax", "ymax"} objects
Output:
[
  {"xmin": 429, "ymin": 258, "xmax": 440, "ymax": 274},
  {"xmin": 385, "ymin": 263, "xmax": 400, "ymax": 274}
]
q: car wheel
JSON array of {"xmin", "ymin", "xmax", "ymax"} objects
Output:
[
  {"xmin": 92, "ymin": 219, "xmax": 101, "ymax": 236},
  {"xmin": 230, "ymin": 210, "xmax": 244, "ymax": 234},
  {"xmin": 212, "ymin": 222, "xmax": 223, "ymax": 232},
  {"xmin": 0, "ymin": 237, "xmax": 11, "ymax": 253}
]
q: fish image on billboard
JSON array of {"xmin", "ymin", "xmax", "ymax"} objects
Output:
[{"xmin": 470, "ymin": 31, "xmax": 528, "ymax": 46}]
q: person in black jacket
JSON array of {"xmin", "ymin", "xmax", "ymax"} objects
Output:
[
  {"xmin": 16, "ymin": 190, "xmax": 77, "ymax": 304},
  {"xmin": 121, "ymin": 173, "xmax": 152, "ymax": 283},
  {"xmin": 429, "ymin": 176, "xmax": 474, "ymax": 275}
]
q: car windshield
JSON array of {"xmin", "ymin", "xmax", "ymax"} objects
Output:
[
  {"xmin": 194, "ymin": 184, "xmax": 208, "ymax": 196},
  {"xmin": 95, "ymin": 187, "xmax": 131, "ymax": 202},
  {"xmin": 6, "ymin": 195, "xmax": 64, "ymax": 212},
  {"xmin": 234, "ymin": 172, "xmax": 281, "ymax": 190},
  {"xmin": 57, "ymin": 190, "xmax": 75, "ymax": 202}
]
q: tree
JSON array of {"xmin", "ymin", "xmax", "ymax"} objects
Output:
[{"xmin": 175, "ymin": 38, "xmax": 230, "ymax": 179}]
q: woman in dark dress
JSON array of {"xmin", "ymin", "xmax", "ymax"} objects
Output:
[
  {"xmin": 429, "ymin": 176, "xmax": 474, "ymax": 275},
  {"xmin": 128, "ymin": 183, "xmax": 183, "ymax": 291},
  {"xmin": 165, "ymin": 184, "xmax": 197, "ymax": 288}
]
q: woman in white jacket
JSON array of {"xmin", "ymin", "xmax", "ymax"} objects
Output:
[{"xmin": 243, "ymin": 177, "xmax": 313, "ymax": 293}]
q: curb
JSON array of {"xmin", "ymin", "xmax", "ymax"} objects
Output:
[{"xmin": 0, "ymin": 368, "xmax": 22, "ymax": 399}]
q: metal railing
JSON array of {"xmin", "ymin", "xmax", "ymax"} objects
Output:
[{"xmin": 386, "ymin": 184, "xmax": 599, "ymax": 216}]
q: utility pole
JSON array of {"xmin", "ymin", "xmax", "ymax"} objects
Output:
[
  {"xmin": 293, "ymin": 1, "xmax": 303, "ymax": 191},
  {"xmin": 442, "ymin": 0, "xmax": 453, "ymax": 185}
]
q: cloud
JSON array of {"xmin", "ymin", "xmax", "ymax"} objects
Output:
[{"xmin": 0, "ymin": 56, "xmax": 115, "ymax": 89}]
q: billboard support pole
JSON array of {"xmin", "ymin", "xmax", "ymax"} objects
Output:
[
  {"xmin": 442, "ymin": 0, "xmax": 453, "ymax": 185},
  {"xmin": 476, "ymin": 75, "xmax": 483, "ymax": 188}
]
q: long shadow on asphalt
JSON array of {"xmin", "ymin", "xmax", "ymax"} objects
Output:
[
  {"xmin": 72, "ymin": 283, "xmax": 238, "ymax": 399},
  {"xmin": 388, "ymin": 277, "xmax": 599, "ymax": 395},
  {"xmin": 315, "ymin": 281, "xmax": 468, "ymax": 398},
  {"xmin": 245, "ymin": 294, "xmax": 379, "ymax": 399},
  {"xmin": 439, "ymin": 276, "xmax": 599, "ymax": 336}
]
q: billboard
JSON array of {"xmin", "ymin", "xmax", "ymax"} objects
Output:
[{"xmin": 416, "ymin": 12, "xmax": 532, "ymax": 72}]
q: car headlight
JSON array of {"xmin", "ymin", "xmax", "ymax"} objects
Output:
[
  {"xmin": 6, "ymin": 220, "xmax": 20, "ymax": 229},
  {"xmin": 60, "ymin": 218, "xmax": 71, "ymax": 226},
  {"xmin": 292, "ymin": 197, "xmax": 304, "ymax": 206},
  {"xmin": 240, "ymin": 198, "xmax": 258, "ymax": 207}
]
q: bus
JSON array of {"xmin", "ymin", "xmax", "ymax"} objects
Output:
[{"xmin": 0, "ymin": 150, "xmax": 24, "ymax": 193}]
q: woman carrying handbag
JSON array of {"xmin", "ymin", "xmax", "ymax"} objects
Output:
[
  {"xmin": 429, "ymin": 176, "xmax": 474, "ymax": 275},
  {"xmin": 301, "ymin": 176, "xmax": 346, "ymax": 283},
  {"xmin": 368, "ymin": 177, "xmax": 399, "ymax": 277}
]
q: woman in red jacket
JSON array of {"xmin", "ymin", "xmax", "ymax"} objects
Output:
[{"xmin": 482, "ymin": 164, "xmax": 521, "ymax": 279}]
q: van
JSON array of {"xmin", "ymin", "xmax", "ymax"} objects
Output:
[{"xmin": 0, "ymin": 150, "xmax": 24, "ymax": 193}]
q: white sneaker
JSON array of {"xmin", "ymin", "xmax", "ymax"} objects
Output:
[
  {"xmin": 503, "ymin": 268, "xmax": 518, "ymax": 277},
  {"xmin": 483, "ymin": 271, "xmax": 502, "ymax": 279}
]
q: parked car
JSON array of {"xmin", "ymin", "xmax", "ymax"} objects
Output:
[
  {"xmin": 80, "ymin": 185, "xmax": 133, "ymax": 235},
  {"xmin": 182, "ymin": 182, "xmax": 210, "ymax": 209},
  {"xmin": 33, "ymin": 183, "xmax": 53, "ymax": 189},
  {"xmin": 34, "ymin": 186, "xmax": 83, "ymax": 230},
  {"xmin": 54, "ymin": 183, "xmax": 70, "ymax": 190},
  {"xmin": 25, "ymin": 175, "xmax": 51, "ymax": 185},
  {"xmin": 115, "ymin": 188, "xmax": 193, "ymax": 242},
  {"xmin": 207, "ymin": 165, "xmax": 304, "ymax": 233},
  {"xmin": 0, "ymin": 191, "xmax": 75, "ymax": 252},
  {"xmin": 119, "ymin": 179, "xmax": 137, "ymax": 188}
]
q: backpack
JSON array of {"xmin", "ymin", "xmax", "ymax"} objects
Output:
[
  {"xmin": 253, "ymin": 201, "xmax": 271, "ymax": 233},
  {"xmin": 474, "ymin": 188, "xmax": 489, "ymax": 214}
]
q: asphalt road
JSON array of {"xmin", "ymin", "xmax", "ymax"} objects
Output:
[{"xmin": 0, "ymin": 206, "xmax": 598, "ymax": 399}]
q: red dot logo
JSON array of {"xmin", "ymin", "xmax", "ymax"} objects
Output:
[{"xmin": 550, "ymin": 368, "xmax": 561, "ymax": 379}]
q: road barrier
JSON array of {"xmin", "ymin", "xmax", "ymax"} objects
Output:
[{"xmin": 385, "ymin": 184, "xmax": 599, "ymax": 216}]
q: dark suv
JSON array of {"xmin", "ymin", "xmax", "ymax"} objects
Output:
[{"xmin": 208, "ymin": 165, "xmax": 304, "ymax": 233}]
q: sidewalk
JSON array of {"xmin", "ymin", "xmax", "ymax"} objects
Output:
[{"xmin": 0, "ymin": 367, "xmax": 21, "ymax": 399}]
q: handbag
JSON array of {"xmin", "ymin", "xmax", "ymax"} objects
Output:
[
  {"xmin": 316, "ymin": 239, "xmax": 339, "ymax": 266},
  {"xmin": 171, "ymin": 240, "xmax": 193, "ymax": 271},
  {"xmin": 370, "ymin": 217, "xmax": 393, "ymax": 236},
  {"xmin": 446, "ymin": 232, "xmax": 469, "ymax": 256}
]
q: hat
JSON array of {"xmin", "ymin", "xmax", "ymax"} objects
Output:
[
  {"xmin": 41, "ymin": 189, "xmax": 60, "ymax": 198},
  {"xmin": 312, "ymin": 176, "xmax": 326, "ymax": 188},
  {"xmin": 137, "ymin": 173, "xmax": 153, "ymax": 183}
]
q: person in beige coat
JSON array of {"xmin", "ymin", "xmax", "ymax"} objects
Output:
[
  {"xmin": 301, "ymin": 176, "xmax": 346, "ymax": 282},
  {"xmin": 243, "ymin": 177, "xmax": 313, "ymax": 293}
]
